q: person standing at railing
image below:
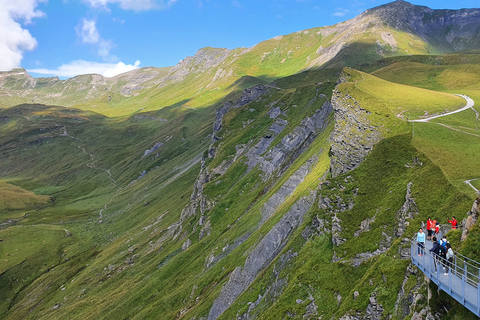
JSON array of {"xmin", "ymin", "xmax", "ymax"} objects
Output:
[
  {"xmin": 426, "ymin": 217, "xmax": 433, "ymax": 240},
  {"xmin": 447, "ymin": 216, "xmax": 458, "ymax": 229},
  {"xmin": 445, "ymin": 243, "xmax": 454, "ymax": 275},
  {"xmin": 429, "ymin": 236, "xmax": 441, "ymax": 271},
  {"xmin": 439, "ymin": 236, "xmax": 448, "ymax": 270},
  {"xmin": 416, "ymin": 228, "xmax": 426, "ymax": 256}
]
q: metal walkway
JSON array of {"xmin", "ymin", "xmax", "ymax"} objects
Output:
[{"xmin": 411, "ymin": 240, "xmax": 480, "ymax": 317}]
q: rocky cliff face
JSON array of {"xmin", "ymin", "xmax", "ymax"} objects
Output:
[
  {"xmin": 329, "ymin": 87, "xmax": 382, "ymax": 177},
  {"xmin": 367, "ymin": 0, "xmax": 480, "ymax": 52}
]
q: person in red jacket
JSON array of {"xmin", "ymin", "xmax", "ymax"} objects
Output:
[
  {"xmin": 448, "ymin": 216, "xmax": 458, "ymax": 229},
  {"xmin": 435, "ymin": 222, "xmax": 440, "ymax": 236},
  {"xmin": 426, "ymin": 217, "xmax": 433, "ymax": 240}
]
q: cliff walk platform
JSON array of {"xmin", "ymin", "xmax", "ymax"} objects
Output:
[{"xmin": 411, "ymin": 240, "xmax": 480, "ymax": 317}]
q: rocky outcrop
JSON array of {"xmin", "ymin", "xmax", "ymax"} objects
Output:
[
  {"xmin": 340, "ymin": 291, "xmax": 385, "ymax": 320},
  {"xmin": 246, "ymin": 100, "xmax": 332, "ymax": 177},
  {"xmin": 236, "ymin": 250, "xmax": 297, "ymax": 320},
  {"xmin": 461, "ymin": 196, "xmax": 480, "ymax": 241},
  {"xmin": 207, "ymin": 193, "xmax": 316, "ymax": 320},
  {"xmin": 212, "ymin": 85, "xmax": 269, "ymax": 144},
  {"xmin": 329, "ymin": 88, "xmax": 382, "ymax": 177},
  {"xmin": 261, "ymin": 154, "xmax": 319, "ymax": 224},
  {"xmin": 396, "ymin": 182, "xmax": 419, "ymax": 237},
  {"xmin": 393, "ymin": 264, "xmax": 425, "ymax": 320}
]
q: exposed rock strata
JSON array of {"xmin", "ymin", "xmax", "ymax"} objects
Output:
[
  {"xmin": 261, "ymin": 154, "xmax": 319, "ymax": 224},
  {"xmin": 207, "ymin": 193, "xmax": 316, "ymax": 320},
  {"xmin": 236, "ymin": 250, "xmax": 297, "ymax": 320},
  {"xmin": 329, "ymin": 88, "xmax": 382, "ymax": 177},
  {"xmin": 246, "ymin": 100, "xmax": 332, "ymax": 177}
]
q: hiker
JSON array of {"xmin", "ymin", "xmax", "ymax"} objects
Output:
[
  {"xmin": 416, "ymin": 228, "xmax": 425, "ymax": 256},
  {"xmin": 426, "ymin": 217, "xmax": 433, "ymax": 240},
  {"xmin": 439, "ymin": 236, "xmax": 448, "ymax": 269},
  {"xmin": 429, "ymin": 236, "xmax": 440, "ymax": 271},
  {"xmin": 447, "ymin": 216, "xmax": 458, "ymax": 229},
  {"xmin": 445, "ymin": 243, "xmax": 454, "ymax": 275},
  {"xmin": 435, "ymin": 221, "xmax": 440, "ymax": 237}
]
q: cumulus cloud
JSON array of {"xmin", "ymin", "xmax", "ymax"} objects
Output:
[
  {"xmin": 76, "ymin": 18, "xmax": 116, "ymax": 59},
  {"xmin": 0, "ymin": 0, "xmax": 44, "ymax": 71},
  {"xmin": 84, "ymin": 0, "xmax": 178, "ymax": 11},
  {"xmin": 29, "ymin": 59, "xmax": 141, "ymax": 78}
]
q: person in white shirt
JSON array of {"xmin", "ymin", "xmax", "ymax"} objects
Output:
[{"xmin": 445, "ymin": 243, "xmax": 454, "ymax": 275}]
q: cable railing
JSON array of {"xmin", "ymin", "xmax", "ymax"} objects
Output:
[{"xmin": 411, "ymin": 240, "xmax": 480, "ymax": 317}]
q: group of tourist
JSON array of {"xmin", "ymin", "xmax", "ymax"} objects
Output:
[
  {"xmin": 425, "ymin": 216, "xmax": 458, "ymax": 240},
  {"xmin": 415, "ymin": 216, "xmax": 458, "ymax": 275}
]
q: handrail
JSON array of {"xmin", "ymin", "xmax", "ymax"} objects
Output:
[
  {"xmin": 411, "ymin": 239, "xmax": 480, "ymax": 317},
  {"xmin": 411, "ymin": 236, "xmax": 480, "ymax": 269}
]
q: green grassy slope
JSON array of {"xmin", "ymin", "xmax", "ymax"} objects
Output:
[
  {"xmin": 360, "ymin": 55, "xmax": 480, "ymax": 192},
  {"xmin": 1, "ymin": 59, "xmax": 480, "ymax": 320}
]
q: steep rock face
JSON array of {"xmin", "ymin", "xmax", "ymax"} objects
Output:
[
  {"xmin": 261, "ymin": 154, "xmax": 319, "ymax": 224},
  {"xmin": 368, "ymin": 0, "xmax": 480, "ymax": 52},
  {"xmin": 329, "ymin": 88, "xmax": 382, "ymax": 177},
  {"xmin": 396, "ymin": 182, "xmax": 419, "ymax": 238},
  {"xmin": 246, "ymin": 100, "xmax": 332, "ymax": 178},
  {"xmin": 207, "ymin": 193, "xmax": 316, "ymax": 320}
]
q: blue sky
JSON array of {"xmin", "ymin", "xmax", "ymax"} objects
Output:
[{"xmin": 1, "ymin": 0, "xmax": 478, "ymax": 78}]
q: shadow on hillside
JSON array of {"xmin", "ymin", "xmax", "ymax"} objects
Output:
[{"xmin": 322, "ymin": 41, "xmax": 383, "ymax": 69}]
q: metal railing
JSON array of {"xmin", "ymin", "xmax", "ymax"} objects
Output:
[{"xmin": 411, "ymin": 240, "xmax": 480, "ymax": 317}]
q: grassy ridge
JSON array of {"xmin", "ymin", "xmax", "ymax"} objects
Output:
[{"xmin": 340, "ymin": 68, "xmax": 465, "ymax": 120}]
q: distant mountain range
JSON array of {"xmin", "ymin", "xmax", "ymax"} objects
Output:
[{"xmin": 1, "ymin": 0, "xmax": 480, "ymax": 116}]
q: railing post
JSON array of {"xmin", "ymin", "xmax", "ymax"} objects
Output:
[
  {"xmin": 412, "ymin": 242, "xmax": 415, "ymax": 263},
  {"xmin": 449, "ymin": 261, "xmax": 452, "ymax": 292},
  {"xmin": 477, "ymin": 268, "xmax": 480, "ymax": 313},
  {"xmin": 428, "ymin": 250, "xmax": 431, "ymax": 277},
  {"xmin": 437, "ymin": 254, "xmax": 440, "ymax": 281},
  {"xmin": 463, "ymin": 262, "xmax": 467, "ymax": 304},
  {"xmin": 455, "ymin": 255, "xmax": 457, "ymax": 277}
]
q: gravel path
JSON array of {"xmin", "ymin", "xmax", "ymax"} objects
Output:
[{"xmin": 408, "ymin": 94, "xmax": 475, "ymax": 123}]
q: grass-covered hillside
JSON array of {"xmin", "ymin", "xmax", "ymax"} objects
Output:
[
  {"xmin": 1, "ymin": 1, "xmax": 480, "ymax": 319},
  {"xmin": 1, "ymin": 60, "xmax": 479, "ymax": 319}
]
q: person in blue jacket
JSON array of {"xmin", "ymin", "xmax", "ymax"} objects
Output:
[{"xmin": 416, "ymin": 228, "xmax": 426, "ymax": 256}]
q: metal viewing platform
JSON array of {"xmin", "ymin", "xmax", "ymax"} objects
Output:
[{"xmin": 411, "ymin": 240, "xmax": 480, "ymax": 317}]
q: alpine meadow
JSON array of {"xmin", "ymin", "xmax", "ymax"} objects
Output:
[{"xmin": 1, "ymin": 1, "xmax": 480, "ymax": 319}]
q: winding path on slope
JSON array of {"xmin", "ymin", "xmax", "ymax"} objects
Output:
[
  {"xmin": 408, "ymin": 94, "xmax": 480, "ymax": 194},
  {"xmin": 408, "ymin": 94, "xmax": 476, "ymax": 123}
]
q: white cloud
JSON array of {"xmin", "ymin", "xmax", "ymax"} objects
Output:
[
  {"xmin": 0, "ymin": 0, "xmax": 45, "ymax": 71},
  {"xmin": 77, "ymin": 19, "xmax": 100, "ymax": 44},
  {"xmin": 84, "ymin": 0, "xmax": 177, "ymax": 11},
  {"xmin": 29, "ymin": 59, "xmax": 141, "ymax": 78},
  {"xmin": 76, "ymin": 18, "xmax": 116, "ymax": 59},
  {"xmin": 333, "ymin": 8, "xmax": 350, "ymax": 17}
]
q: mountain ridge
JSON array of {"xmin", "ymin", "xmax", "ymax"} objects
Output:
[
  {"xmin": 1, "ymin": 1, "xmax": 480, "ymax": 319},
  {"xmin": 2, "ymin": 1, "xmax": 480, "ymax": 116}
]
